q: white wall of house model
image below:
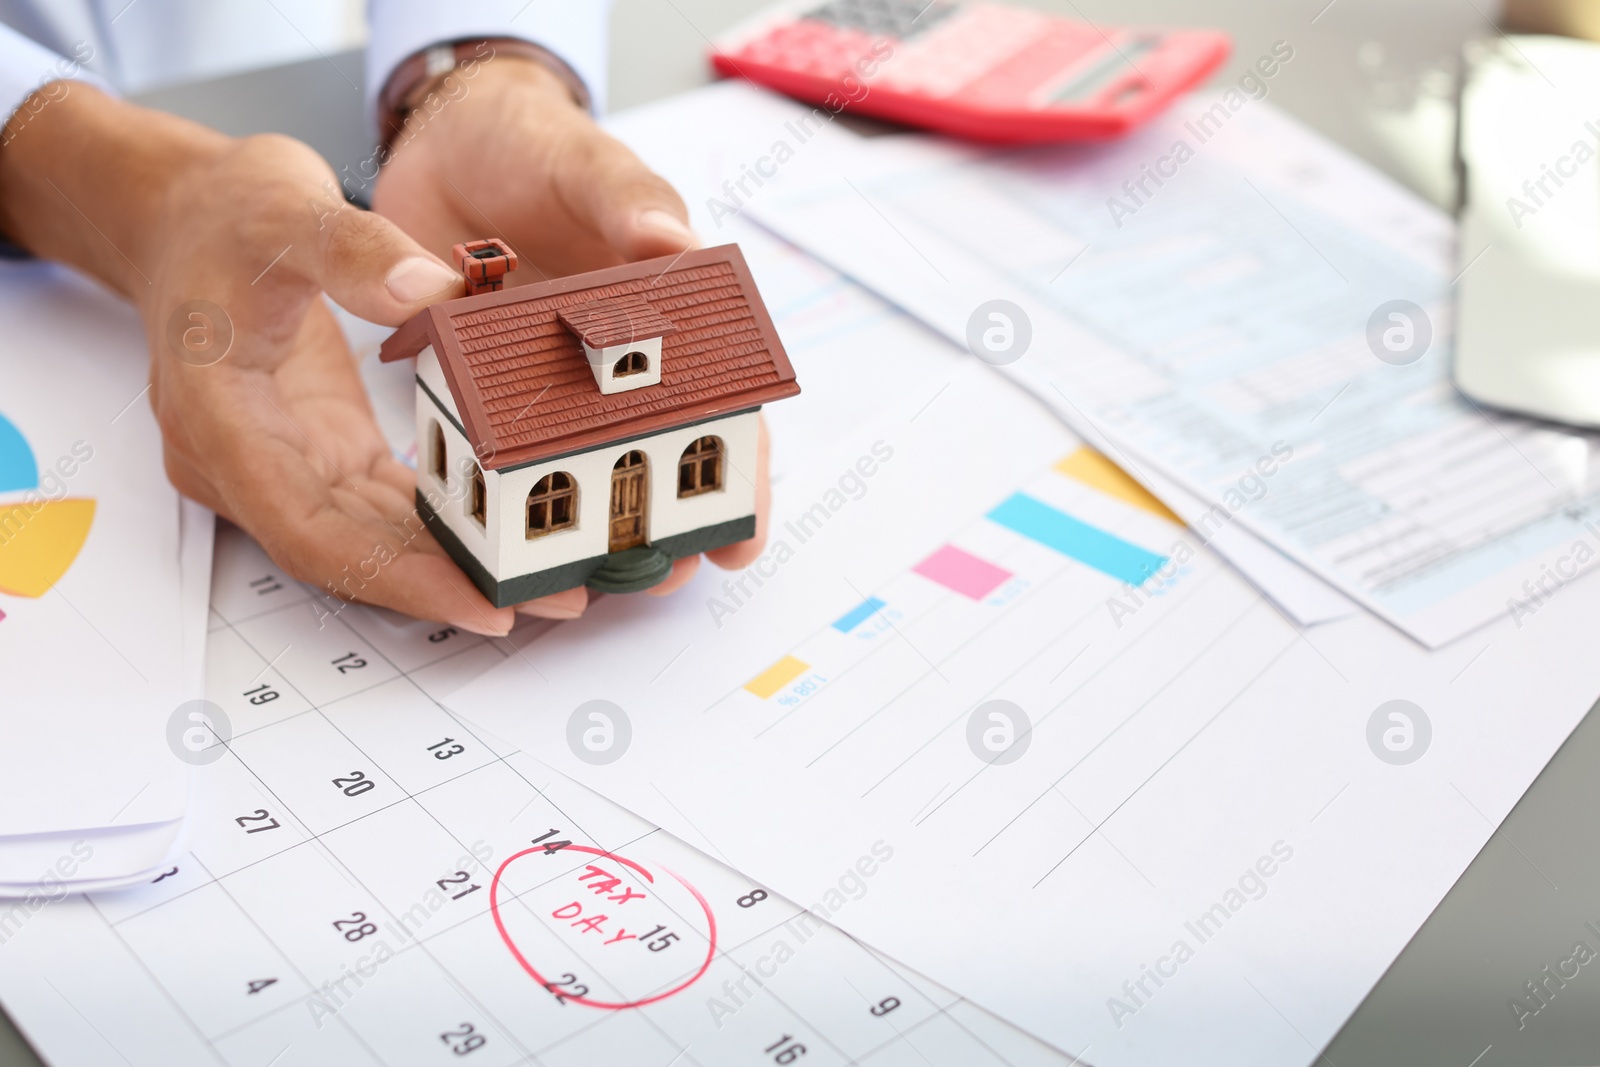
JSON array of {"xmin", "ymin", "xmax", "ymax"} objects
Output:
[{"xmin": 414, "ymin": 346, "xmax": 759, "ymax": 580}]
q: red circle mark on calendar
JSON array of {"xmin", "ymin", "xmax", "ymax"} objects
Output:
[{"xmin": 489, "ymin": 843, "xmax": 718, "ymax": 1010}]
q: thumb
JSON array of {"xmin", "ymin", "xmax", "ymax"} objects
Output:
[
  {"xmin": 564, "ymin": 132, "xmax": 701, "ymax": 261},
  {"xmin": 286, "ymin": 200, "xmax": 465, "ymax": 325}
]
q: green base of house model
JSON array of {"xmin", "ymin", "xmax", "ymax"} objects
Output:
[{"xmin": 418, "ymin": 491, "xmax": 755, "ymax": 607}]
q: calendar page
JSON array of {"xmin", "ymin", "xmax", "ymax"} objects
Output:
[{"xmin": 0, "ymin": 520, "xmax": 1072, "ymax": 1067}]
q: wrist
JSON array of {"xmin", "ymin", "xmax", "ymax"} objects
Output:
[
  {"xmin": 469, "ymin": 51, "xmax": 585, "ymax": 106},
  {"xmin": 378, "ymin": 52, "xmax": 590, "ymax": 204},
  {"xmin": 378, "ymin": 39, "xmax": 588, "ymax": 159},
  {"xmin": 0, "ymin": 82, "xmax": 226, "ymax": 298}
]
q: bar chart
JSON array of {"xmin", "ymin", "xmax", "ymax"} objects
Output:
[{"xmin": 739, "ymin": 449, "xmax": 1175, "ymax": 726}]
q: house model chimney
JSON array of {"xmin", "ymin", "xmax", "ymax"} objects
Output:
[
  {"xmin": 451, "ymin": 238, "xmax": 517, "ymax": 295},
  {"xmin": 557, "ymin": 294, "xmax": 676, "ymax": 395}
]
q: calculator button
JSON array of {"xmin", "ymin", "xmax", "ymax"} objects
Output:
[
  {"xmin": 803, "ymin": 0, "xmax": 959, "ymax": 39},
  {"xmin": 876, "ymin": 4, "xmax": 1054, "ymax": 98}
]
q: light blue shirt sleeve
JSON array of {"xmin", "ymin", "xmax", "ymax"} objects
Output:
[
  {"xmin": 366, "ymin": 0, "xmax": 613, "ymax": 131},
  {"xmin": 0, "ymin": 22, "xmax": 109, "ymax": 135}
]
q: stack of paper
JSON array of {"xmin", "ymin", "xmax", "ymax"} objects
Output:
[
  {"xmin": 739, "ymin": 88, "xmax": 1600, "ymax": 647},
  {"xmin": 0, "ymin": 261, "xmax": 212, "ymax": 897}
]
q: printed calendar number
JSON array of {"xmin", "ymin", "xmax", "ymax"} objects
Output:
[
  {"xmin": 736, "ymin": 888, "xmax": 768, "ymax": 908},
  {"xmin": 636, "ymin": 923, "xmax": 679, "ymax": 951},
  {"xmin": 427, "ymin": 626, "xmax": 458, "ymax": 644},
  {"xmin": 870, "ymin": 997, "xmax": 901, "ymax": 1017},
  {"xmin": 330, "ymin": 652, "xmax": 367, "ymax": 674},
  {"xmin": 234, "ymin": 809, "xmax": 281, "ymax": 834},
  {"xmin": 765, "ymin": 1034, "xmax": 807, "ymax": 1064},
  {"xmin": 427, "ymin": 738, "xmax": 465, "ymax": 760},
  {"xmin": 241, "ymin": 683, "xmax": 279, "ymax": 705},
  {"xmin": 544, "ymin": 972, "xmax": 589, "ymax": 1005},
  {"xmin": 248, "ymin": 574, "xmax": 283, "ymax": 596},
  {"xmin": 435, "ymin": 871, "xmax": 481, "ymax": 900},
  {"xmin": 530, "ymin": 829, "xmax": 571, "ymax": 855},
  {"xmin": 246, "ymin": 978, "xmax": 278, "ymax": 995},
  {"xmin": 438, "ymin": 1022, "xmax": 485, "ymax": 1055},
  {"xmin": 332, "ymin": 911, "xmax": 378, "ymax": 942},
  {"xmin": 332, "ymin": 771, "xmax": 375, "ymax": 797}
]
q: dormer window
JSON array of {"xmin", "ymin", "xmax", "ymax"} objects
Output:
[{"xmin": 558, "ymin": 294, "xmax": 675, "ymax": 395}]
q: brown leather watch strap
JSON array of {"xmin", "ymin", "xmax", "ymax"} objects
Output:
[{"xmin": 377, "ymin": 37, "xmax": 591, "ymax": 154}]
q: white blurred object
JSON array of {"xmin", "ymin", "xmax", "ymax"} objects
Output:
[
  {"xmin": 1362, "ymin": 49, "xmax": 1461, "ymax": 211},
  {"xmin": 1454, "ymin": 34, "xmax": 1600, "ymax": 427},
  {"xmin": 0, "ymin": 0, "xmax": 364, "ymax": 92}
]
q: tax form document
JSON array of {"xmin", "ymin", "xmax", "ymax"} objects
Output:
[
  {"xmin": 449, "ymin": 362, "xmax": 1600, "ymax": 1067},
  {"xmin": 744, "ymin": 95, "xmax": 1600, "ymax": 647}
]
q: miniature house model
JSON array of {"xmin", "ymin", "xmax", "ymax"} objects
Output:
[{"xmin": 380, "ymin": 241, "xmax": 800, "ymax": 606}]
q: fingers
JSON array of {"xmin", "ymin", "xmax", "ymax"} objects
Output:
[
  {"xmin": 224, "ymin": 135, "xmax": 464, "ymax": 326},
  {"xmin": 626, "ymin": 207, "xmax": 700, "ymax": 261},
  {"xmin": 365, "ymin": 550, "xmax": 516, "ymax": 637},
  {"xmin": 516, "ymin": 587, "xmax": 589, "ymax": 619},
  {"xmin": 289, "ymin": 508, "xmax": 512, "ymax": 633},
  {"xmin": 511, "ymin": 555, "xmax": 698, "ymax": 616},
  {"xmin": 250, "ymin": 478, "xmax": 516, "ymax": 638},
  {"xmin": 647, "ymin": 555, "xmax": 701, "ymax": 597},
  {"xmin": 296, "ymin": 204, "xmax": 464, "ymax": 326},
  {"xmin": 560, "ymin": 130, "xmax": 700, "ymax": 262},
  {"xmin": 172, "ymin": 345, "xmax": 511, "ymax": 634},
  {"xmin": 368, "ymin": 72, "xmax": 702, "ymax": 276},
  {"xmin": 248, "ymin": 445, "xmax": 514, "ymax": 635}
]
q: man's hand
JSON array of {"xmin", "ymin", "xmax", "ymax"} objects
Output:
[
  {"xmin": 0, "ymin": 85, "xmax": 515, "ymax": 634},
  {"xmin": 0, "ymin": 69, "xmax": 770, "ymax": 633},
  {"xmin": 372, "ymin": 54, "xmax": 699, "ymax": 276},
  {"xmin": 371, "ymin": 53, "xmax": 771, "ymax": 617}
]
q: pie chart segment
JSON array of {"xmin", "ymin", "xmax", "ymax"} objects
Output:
[
  {"xmin": 0, "ymin": 411, "xmax": 97, "ymax": 601},
  {"xmin": 0, "ymin": 498, "xmax": 97, "ymax": 597},
  {"xmin": 0, "ymin": 411, "xmax": 36, "ymax": 493}
]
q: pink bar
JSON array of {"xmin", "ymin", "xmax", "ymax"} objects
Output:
[{"xmin": 912, "ymin": 544, "xmax": 1012, "ymax": 600}]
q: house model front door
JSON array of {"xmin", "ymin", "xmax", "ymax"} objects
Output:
[{"xmin": 609, "ymin": 451, "xmax": 648, "ymax": 552}]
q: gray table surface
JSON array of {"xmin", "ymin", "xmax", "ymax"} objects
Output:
[{"xmin": 5, "ymin": 3, "xmax": 1600, "ymax": 1064}]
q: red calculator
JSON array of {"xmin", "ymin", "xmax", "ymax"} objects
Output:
[{"xmin": 711, "ymin": 0, "xmax": 1231, "ymax": 143}]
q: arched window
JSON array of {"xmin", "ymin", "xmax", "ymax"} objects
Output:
[
  {"xmin": 469, "ymin": 464, "xmax": 486, "ymax": 525},
  {"xmin": 613, "ymin": 351, "xmax": 649, "ymax": 377},
  {"xmin": 429, "ymin": 420, "xmax": 447, "ymax": 483},
  {"xmin": 526, "ymin": 472, "xmax": 577, "ymax": 538},
  {"xmin": 678, "ymin": 435, "xmax": 723, "ymax": 497}
]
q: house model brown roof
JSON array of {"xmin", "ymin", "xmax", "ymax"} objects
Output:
[{"xmin": 381, "ymin": 244, "xmax": 798, "ymax": 471}]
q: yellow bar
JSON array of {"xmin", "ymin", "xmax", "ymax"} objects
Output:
[
  {"xmin": 744, "ymin": 655, "xmax": 810, "ymax": 699},
  {"xmin": 1054, "ymin": 448, "xmax": 1181, "ymax": 525}
]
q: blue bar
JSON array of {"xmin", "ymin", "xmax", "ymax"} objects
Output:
[
  {"xmin": 832, "ymin": 596, "xmax": 886, "ymax": 633},
  {"xmin": 987, "ymin": 493, "xmax": 1166, "ymax": 586}
]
